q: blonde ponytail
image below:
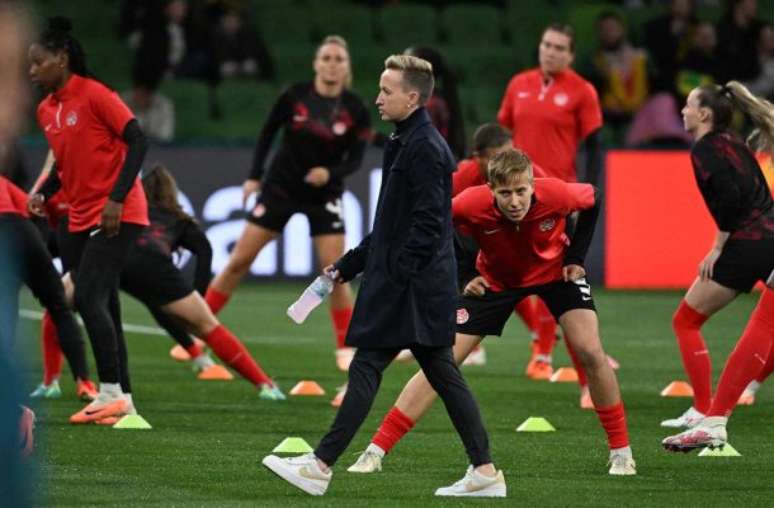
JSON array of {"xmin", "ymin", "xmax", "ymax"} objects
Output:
[{"xmin": 725, "ymin": 80, "xmax": 774, "ymax": 154}]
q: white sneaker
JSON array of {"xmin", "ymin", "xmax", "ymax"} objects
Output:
[
  {"xmin": 462, "ymin": 346, "xmax": 486, "ymax": 366},
  {"xmin": 608, "ymin": 450, "xmax": 637, "ymax": 476},
  {"xmin": 434, "ymin": 466, "xmax": 506, "ymax": 497},
  {"xmin": 262, "ymin": 453, "xmax": 331, "ymax": 496},
  {"xmin": 660, "ymin": 406, "xmax": 705, "ymax": 428},
  {"xmin": 347, "ymin": 446, "xmax": 383, "ymax": 473},
  {"xmin": 662, "ymin": 416, "xmax": 728, "ymax": 452},
  {"xmin": 192, "ymin": 352, "xmax": 216, "ymax": 372}
]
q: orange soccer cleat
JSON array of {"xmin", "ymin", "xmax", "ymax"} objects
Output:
[
  {"xmin": 70, "ymin": 398, "xmax": 127, "ymax": 425},
  {"xmin": 525, "ymin": 358, "xmax": 553, "ymax": 380}
]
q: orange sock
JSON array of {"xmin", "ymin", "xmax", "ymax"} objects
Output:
[
  {"xmin": 672, "ymin": 300, "xmax": 712, "ymax": 413},
  {"xmin": 205, "ymin": 286, "xmax": 230, "ymax": 315},
  {"xmin": 372, "ymin": 406, "xmax": 415, "ymax": 454},
  {"xmin": 595, "ymin": 402, "xmax": 629, "ymax": 449},
  {"xmin": 41, "ymin": 311, "xmax": 64, "ymax": 385},
  {"xmin": 331, "ymin": 307, "xmax": 353, "ymax": 349},
  {"xmin": 204, "ymin": 325, "xmax": 271, "ymax": 386},
  {"xmin": 534, "ymin": 298, "xmax": 557, "ymax": 355},
  {"xmin": 708, "ymin": 289, "xmax": 774, "ymax": 417}
]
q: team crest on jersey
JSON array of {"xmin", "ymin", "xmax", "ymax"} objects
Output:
[
  {"xmin": 553, "ymin": 93, "xmax": 568, "ymax": 107},
  {"xmin": 252, "ymin": 203, "xmax": 266, "ymax": 218},
  {"xmin": 456, "ymin": 308, "xmax": 469, "ymax": 324},
  {"xmin": 66, "ymin": 110, "xmax": 78, "ymax": 126},
  {"xmin": 332, "ymin": 121, "xmax": 347, "ymax": 136},
  {"xmin": 539, "ymin": 218, "xmax": 556, "ymax": 232}
]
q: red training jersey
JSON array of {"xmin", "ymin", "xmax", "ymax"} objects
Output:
[
  {"xmin": 452, "ymin": 158, "xmax": 485, "ymax": 197},
  {"xmin": 0, "ymin": 176, "xmax": 29, "ymax": 217},
  {"xmin": 497, "ymin": 68, "xmax": 602, "ymax": 183},
  {"xmin": 452, "ymin": 178, "xmax": 595, "ymax": 290},
  {"xmin": 36, "ymin": 74, "xmax": 148, "ymax": 232}
]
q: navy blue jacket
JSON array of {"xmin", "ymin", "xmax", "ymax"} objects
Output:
[{"xmin": 335, "ymin": 108, "xmax": 457, "ymax": 348}]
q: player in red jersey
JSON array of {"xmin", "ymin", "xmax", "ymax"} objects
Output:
[
  {"xmin": 349, "ymin": 148, "xmax": 635, "ymax": 476},
  {"xmin": 661, "ymin": 81, "xmax": 774, "ymax": 451},
  {"xmin": 498, "ymin": 23, "xmax": 605, "ymax": 380},
  {"xmin": 28, "ymin": 18, "xmax": 150, "ymax": 424}
]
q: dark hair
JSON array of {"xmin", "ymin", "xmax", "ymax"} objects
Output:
[
  {"xmin": 542, "ymin": 22, "xmax": 576, "ymax": 52},
  {"xmin": 472, "ymin": 123, "xmax": 511, "ymax": 154},
  {"xmin": 38, "ymin": 16, "xmax": 92, "ymax": 77},
  {"xmin": 596, "ymin": 10, "xmax": 625, "ymax": 26},
  {"xmin": 142, "ymin": 163, "xmax": 193, "ymax": 221}
]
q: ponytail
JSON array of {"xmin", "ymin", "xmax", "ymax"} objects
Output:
[{"xmin": 724, "ymin": 81, "xmax": 774, "ymax": 154}]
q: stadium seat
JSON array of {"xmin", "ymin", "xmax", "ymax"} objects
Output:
[
  {"xmin": 441, "ymin": 5, "xmax": 504, "ymax": 45},
  {"xmin": 311, "ymin": 3, "xmax": 374, "ymax": 45},
  {"xmin": 447, "ymin": 44, "xmax": 521, "ymax": 91},
  {"xmin": 566, "ymin": 3, "xmax": 623, "ymax": 63},
  {"xmin": 254, "ymin": 4, "xmax": 315, "ymax": 45},
  {"xmin": 273, "ymin": 43, "xmax": 317, "ymax": 87},
  {"xmin": 377, "ymin": 5, "xmax": 439, "ymax": 48},
  {"xmin": 505, "ymin": 2, "xmax": 563, "ymax": 60}
]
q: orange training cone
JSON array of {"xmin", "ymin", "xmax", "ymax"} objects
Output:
[
  {"xmin": 550, "ymin": 367, "xmax": 579, "ymax": 383},
  {"xmin": 660, "ymin": 381, "xmax": 694, "ymax": 397},
  {"xmin": 290, "ymin": 380, "xmax": 326, "ymax": 396},
  {"xmin": 331, "ymin": 390, "xmax": 345, "ymax": 407},
  {"xmin": 197, "ymin": 364, "xmax": 234, "ymax": 380}
]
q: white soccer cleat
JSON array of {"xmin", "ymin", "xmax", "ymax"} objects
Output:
[
  {"xmin": 608, "ymin": 450, "xmax": 637, "ymax": 476},
  {"xmin": 262, "ymin": 453, "xmax": 331, "ymax": 496},
  {"xmin": 434, "ymin": 466, "xmax": 506, "ymax": 497},
  {"xmin": 462, "ymin": 346, "xmax": 487, "ymax": 366},
  {"xmin": 662, "ymin": 417, "xmax": 728, "ymax": 453},
  {"xmin": 660, "ymin": 406, "xmax": 705, "ymax": 428},
  {"xmin": 347, "ymin": 448, "xmax": 383, "ymax": 473}
]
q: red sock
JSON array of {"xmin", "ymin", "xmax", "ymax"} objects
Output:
[
  {"xmin": 372, "ymin": 406, "xmax": 415, "ymax": 454},
  {"xmin": 41, "ymin": 311, "xmax": 64, "ymax": 385},
  {"xmin": 595, "ymin": 402, "xmax": 630, "ymax": 449},
  {"xmin": 205, "ymin": 286, "xmax": 230, "ymax": 315},
  {"xmin": 707, "ymin": 289, "xmax": 774, "ymax": 417},
  {"xmin": 755, "ymin": 334, "xmax": 774, "ymax": 383},
  {"xmin": 204, "ymin": 325, "xmax": 271, "ymax": 386},
  {"xmin": 514, "ymin": 297, "xmax": 537, "ymax": 334},
  {"xmin": 331, "ymin": 307, "xmax": 353, "ymax": 349},
  {"xmin": 534, "ymin": 298, "xmax": 557, "ymax": 355},
  {"xmin": 564, "ymin": 340, "xmax": 588, "ymax": 386},
  {"xmin": 672, "ymin": 300, "xmax": 712, "ymax": 413},
  {"xmin": 185, "ymin": 341, "xmax": 203, "ymax": 359}
]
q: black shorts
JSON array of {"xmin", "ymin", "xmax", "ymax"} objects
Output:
[
  {"xmin": 120, "ymin": 250, "xmax": 193, "ymax": 308},
  {"xmin": 456, "ymin": 278, "xmax": 597, "ymax": 337},
  {"xmin": 247, "ymin": 185, "xmax": 345, "ymax": 236},
  {"xmin": 712, "ymin": 238, "xmax": 774, "ymax": 292}
]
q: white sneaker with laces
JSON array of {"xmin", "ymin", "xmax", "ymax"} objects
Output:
[
  {"xmin": 347, "ymin": 445, "xmax": 384, "ymax": 473},
  {"xmin": 608, "ymin": 449, "xmax": 636, "ymax": 475},
  {"xmin": 660, "ymin": 406, "xmax": 705, "ymax": 428},
  {"xmin": 262, "ymin": 453, "xmax": 331, "ymax": 496},
  {"xmin": 434, "ymin": 466, "xmax": 506, "ymax": 497},
  {"xmin": 662, "ymin": 416, "xmax": 728, "ymax": 452}
]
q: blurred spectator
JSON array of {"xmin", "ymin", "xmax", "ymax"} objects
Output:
[
  {"xmin": 586, "ymin": 11, "xmax": 649, "ymax": 141},
  {"xmin": 404, "ymin": 46, "xmax": 466, "ymax": 160},
  {"xmin": 643, "ymin": 0, "xmax": 698, "ymax": 93},
  {"xmin": 0, "ymin": 142, "xmax": 28, "ymax": 189},
  {"xmin": 675, "ymin": 21, "xmax": 721, "ymax": 100},
  {"xmin": 744, "ymin": 23, "xmax": 774, "ymax": 99},
  {"xmin": 716, "ymin": 0, "xmax": 764, "ymax": 82},
  {"xmin": 210, "ymin": 5, "xmax": 274, "ymax": 81},
  {"xmin": 130, "ymin": 0, "xmax": 189, "ymax": 90},
  {"xmin": 120, "ymin": 85, "xmax": 175, "ymax": 142}
]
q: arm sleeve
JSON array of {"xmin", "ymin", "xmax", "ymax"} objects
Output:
[
  {"xmin": 577, "ymin": 83, "xmax": 603, "ymax": 140},
  {"xmin": 497, "ymin": 78, "xmax": 517, "ymax": 130},
  {"xmin": 178, "ymin": 221, "xmax": 214, "ymax": 295},
  {"xmin": 333, "ymin": 234, "xmax": 371, "ymax": 282},
  {"xmin": 692, "ymin": 144, "xmax": 743, "ymax": 231},
  {"xmin": 248, "ymin": 90, "xmax": 292, "ymax": 180},
  {"xmin": 564, "ymin": 185, "xmax": 602, "ymax": 267},
  {"xmin": 7, "ymin": 178, "xmax": 29, "ymax": 213},
  {"xmin": 38, "ymin": 165, "xmax": 62, "ymax": 200},
  {"xmin": 110, "ymin": 119, "xmax": 148, "ymax": 202},
  {"xmin": 582, "ymin": 129, "xmax": 603, "ymax": 186},
  {"xmin": 328, "ymin": 104, "xmax": 371, "ymax": 180}
]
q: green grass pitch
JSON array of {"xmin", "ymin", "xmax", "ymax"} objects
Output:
[{"xmin": 18, "ymin": 283, "xmax": 774, "ymax": 507}]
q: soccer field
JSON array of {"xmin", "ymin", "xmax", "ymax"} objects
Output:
[{"xmin": 19, "ymin": 283, "xmax": 773, "ymax": 507}]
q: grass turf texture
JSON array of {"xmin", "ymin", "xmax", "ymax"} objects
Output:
[{"xmin": 18, "ymin": 283, "xmax": 774, "ymax": 507}]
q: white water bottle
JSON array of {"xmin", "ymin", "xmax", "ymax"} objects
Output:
[{"xmin": 287, "ymin": 275, "xmax": 334, "ymax": 324}]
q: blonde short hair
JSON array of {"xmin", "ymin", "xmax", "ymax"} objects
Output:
[
  {"xmin": 487, "ymin": 148, "xmax": 533, "ymax": 187},
  {"xmin": 384, "ymin": 54, "xmax": 434, "ymax": 103}
]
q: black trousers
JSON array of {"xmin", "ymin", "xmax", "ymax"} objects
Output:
[
  {"xmin": 315, "ymin": 345, "xmax": 491, "ymax": 467},
  {"xmin": 59, "ymin": 222, "xmax": 143, "ymax": 392}
]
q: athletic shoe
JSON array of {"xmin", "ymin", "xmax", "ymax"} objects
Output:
[
  {"xmin": 29, "ymin": 380, "xmax": 62, "ymax": 399},
  {"xmin": 69, "ymin": 394, "xmax": 128, "ymax": 424},
  {"xmin": 662, "ymin": 417, "xmax": 728, "ymax": 452},
  {"xmin": 347, "ymin": 447, "xmax": 383, "ymax": 473},
  {"xmin": 335, "ymin": 347, "xmax": 355, "ymax": 372},
  {"xmin": 94, "ymin": 416, "xmax": 120, "ymax": 426},
  {"xmin": 660, "ymin": 406, "xmax": 705, "ymax": 428},
  {"xmin": 18, "ymin": 406, "xmax": 35, "ymax": 459},
  {"xmin": 525, "ymin": 358, "xmax": 553, "ymax": 380},
  {"xmin": 395, "ymin": 349, "xmax": 415, "ymax": 362},
  {"xmin": 191, "ymin": 352, "xmax": 216, "ymax": 372},
  {"xmin": 76, "ymin": 379, "xmax": 98, "ymax": 401},
  {"xmin": 434, "ymin": 466, "xmax": 506, "ymax": 497},
  {"xmin": 737, "ymin": 389, "xmax": 755, "ymax": 406},
  {"xmin": 579, "ymin": 385, "xmax": 594, "ymax": 410},
  {"xmin": 262, "ymin": 453, "xmax": 331, "ymax": 496},
  {"xmin": 608, "ymin": 450, "xmax": 636, "ymax": 475},
  {"xmin": 259, "ymin": 383, "xmax": 286, "ymax": 401},
  {"xmin": 462, "ymin": 345, "xmax": 487, "ymax": 366}
]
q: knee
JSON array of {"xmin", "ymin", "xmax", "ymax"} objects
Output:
[
  {"xmin": 573, "ymin": 342, "xmax": 606, "ymax": 371},
  {"xmin": 672, "ymin": 301, "xmax": 707, "ymax": 334}
]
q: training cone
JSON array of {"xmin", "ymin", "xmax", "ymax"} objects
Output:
[
  {"xmin": 272, "ymin": 437, "xmax": 314, "ymax": 454},
  {"xmin": 290, "ymin": 380, "xmax": 326, "ymax": 396},
  {"xmin": 197, "ymin": 364, "xmax": 234, "ymax": 381},
  {"xmin": 698, "ymin": 443, "xmax": 741, "ymax": 457},
  {"xmin": 516, "ymin": 417, "xmax": 556, "ymax": 432},
  {"xmin": 331, "ymin": 389, "xmax": 346, "ymax": 408},
  {"xmin": 550, "ymin": 367, "xmax": 579, "ymax": 383},
  {"xmin": 170, "ymin": 345, "xmax": 191, "ymax": 361},
  {"xmin": 660, "ymin": 381, "xmax": 694, "ymax": 397},
  {"xmin": 112, "ymin": 414, "xmax": 152, "ymax": 430}
]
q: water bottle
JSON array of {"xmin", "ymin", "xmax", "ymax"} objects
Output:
[{"xmin": 287, "ymin": 275, "xmax": 334, "ymax": 324}]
